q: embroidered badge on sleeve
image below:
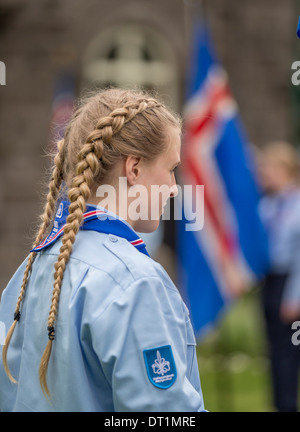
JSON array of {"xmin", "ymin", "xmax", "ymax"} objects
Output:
[{"xmin": 143, "ymin": 345, "xmax": 177, "ymax": 389}]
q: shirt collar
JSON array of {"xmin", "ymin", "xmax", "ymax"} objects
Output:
[{"xmin": 31, "ymin": 200, "xmax": 149, "ymax": 256}]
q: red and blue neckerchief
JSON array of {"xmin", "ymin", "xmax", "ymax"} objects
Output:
[{"xmin": 31, "ymin": 201, "xmax": 149, "ymax": 256}]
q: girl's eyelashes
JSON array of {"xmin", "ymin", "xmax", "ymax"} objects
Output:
[{"xmin": 171, "ymin": 164, "xmax": 180, "ymax": 174}]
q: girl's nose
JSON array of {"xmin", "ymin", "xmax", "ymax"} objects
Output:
[{"xmin": 170, "ymin": 183, "xmax": 178, "ymax": 198}]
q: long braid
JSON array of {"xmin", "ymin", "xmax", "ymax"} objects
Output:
[
  {"xmin": 38, "ymin": 99, "xmax": 156, "ymax": 397},
  {"xmin": 2, "ymin": 139, "xmax": 65, "ymax": 383}
]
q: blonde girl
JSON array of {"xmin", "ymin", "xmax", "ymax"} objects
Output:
[{"xmin": 0, "ymin": 88, "xmax": 205, "ymax": 412}]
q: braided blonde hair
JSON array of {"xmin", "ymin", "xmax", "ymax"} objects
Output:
[
  {"xmin": 2, "ymin": 138, "xmax": 65, "ymax": 383},
  {"xmin": 3, "ymin": 88, "xmax": 181, "ymax": 397}
]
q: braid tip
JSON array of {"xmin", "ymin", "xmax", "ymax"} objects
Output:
[{"xmin": 39, "ymin": 339, "xmax": 53, "ymax": 398}]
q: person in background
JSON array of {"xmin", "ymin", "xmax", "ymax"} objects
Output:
[{"xmin": 258, "ymin": 140, "xmax": 300, "ymax": 412}]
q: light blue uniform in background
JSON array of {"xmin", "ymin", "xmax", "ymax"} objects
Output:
[
  {"xmin": 259, "ymin": 187, "xmax": 300, "ymax": 304},
  {"xmin": 0, "ymin": 202, "xmax": 205, "ymax": 412}
]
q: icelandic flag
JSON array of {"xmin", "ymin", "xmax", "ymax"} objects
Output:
[{"xmin": 177, "ymin": 20, "xmax": 269, "ymax": 339}]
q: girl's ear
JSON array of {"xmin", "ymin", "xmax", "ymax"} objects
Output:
[{"xmin": 124, "ymin": 156, "xmax": 142, "ymax": 186}]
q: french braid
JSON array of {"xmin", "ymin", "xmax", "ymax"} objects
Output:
[{"xmin": 2, "ymin": 139, "xmax": 66, "ymax": 383}]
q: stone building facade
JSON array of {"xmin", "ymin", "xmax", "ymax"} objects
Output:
[{"xmin": 0, "ymin": 0, "xmax": 296, "ymax": 292}]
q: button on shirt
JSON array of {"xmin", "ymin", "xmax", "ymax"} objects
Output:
[{"xmin": 0, "ymin": 206, "xmax": 205, "ymax": 412}]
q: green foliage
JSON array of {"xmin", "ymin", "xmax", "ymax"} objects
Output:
[{"xmin": 196, "ymin": 289, "xmax": 274, "ymax": 412}]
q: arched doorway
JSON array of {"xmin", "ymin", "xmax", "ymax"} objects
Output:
[{"xmin": 82, "ymin": 22, "xmax": 180, "ymax": 110}]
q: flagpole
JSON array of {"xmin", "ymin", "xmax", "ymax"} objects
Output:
[{"xmin": 183, "ymin": 0, "xmax": 205, "ymax": 49}]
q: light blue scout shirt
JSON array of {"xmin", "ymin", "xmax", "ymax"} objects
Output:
[
  {"xmin": 259, "ymin": 187, "xmax": 300, "ymax": 304},
  {"xmin": 0, "ymin": 202, "xmax": 205, "ymax": 412}
]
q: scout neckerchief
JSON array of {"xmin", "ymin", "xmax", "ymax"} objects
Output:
[{"xmin": 31, "ymin": 200, "xmax": 149, "ymax": 256}]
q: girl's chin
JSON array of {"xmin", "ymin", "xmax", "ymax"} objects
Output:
[{"xmin": 134, "ymin": 218, "xmax": 161, "ymax": 234}]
